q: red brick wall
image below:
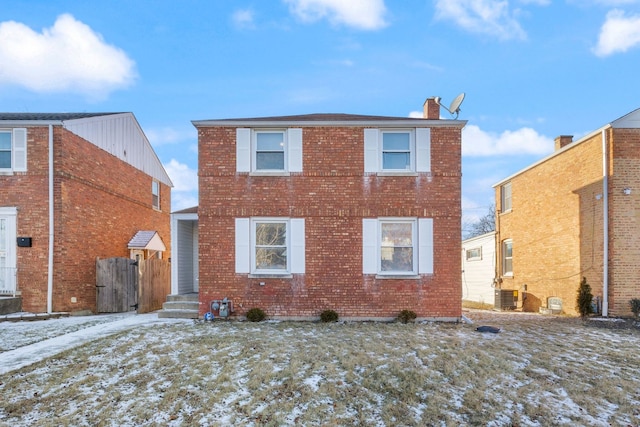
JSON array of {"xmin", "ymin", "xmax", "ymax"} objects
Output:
[
  {"xmin": 198, "ymin": 125, "xmax": 462, "ymax": 320},
  {"xmin": 0, "ymin": 125, "xmax": 170, "ymax": 313},
  {"xmin": 0, "ymin": 126, "xmax": 50, "ymax": 312}
]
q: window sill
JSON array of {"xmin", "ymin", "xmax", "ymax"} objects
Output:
[
  {"xmin": 249, "ymin": 171, "xmax": 290, "ymax": 177},
  {"xmin": 0, "ymin": 171, "xmax": 15, "ymax": 176},
  {"xmin": 500, "ymin": 209, "xmax": 512, "ymax": 215},
  {"xmin": 376, "ymin": 172, "xmax": 419, "ymax": 177},
  {"xmin": 248, "ymin": 274, "xmax": 293, "ymax": 279},
  {"xmin": 375, "ymin": 274, "xmax": 421, "ymax": 279},
  {"xmin": 502, "ymin": 273, "xmax": 513, "ymax": 278}
]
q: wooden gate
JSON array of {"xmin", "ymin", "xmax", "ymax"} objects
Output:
[{"xmin": 96, "ymin": 257, "xmax": 170, "ymax": 314}]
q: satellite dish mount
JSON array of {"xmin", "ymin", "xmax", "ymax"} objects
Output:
[{"xmin": 434, "ymin": 93, "xmax": 465, "ymax": 119}]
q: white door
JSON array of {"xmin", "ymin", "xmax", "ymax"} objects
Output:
[{"xmin": 0, "ymin": 208, "xmax": 17, "ymax": 295}]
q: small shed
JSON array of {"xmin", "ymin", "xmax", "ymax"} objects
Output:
[{"xmin": 128, "ymin": 230, "xmax": 166, "ymax": 260}]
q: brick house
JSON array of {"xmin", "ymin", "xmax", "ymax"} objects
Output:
[
  {"xmin": 189, "ymin": 99, "xmax": 466, "ymax": 320},
  {"xmin": 0, "ymin": 113, "xmax": 172, "ymax": 314},
  {"xmin": 493, "ymin": 108, "xmax": 640, "ymax": 317}
]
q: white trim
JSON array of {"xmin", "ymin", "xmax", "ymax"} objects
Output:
[
  {"xmin": 364, "ymin": 129, "xmax": 379, "ymax": 173},
  {"xmin": 12, "ymin": 128, "xmax": 27, "ymax": 172},
  {"xmin": 415, "ymin": 128, "xmax": 430, "ymax": 173},
  {"xmin": 418, "ymin": 218, "xmax": 433, "ymax": 274},
  {"xmin": 236, "ymin": 128, "xmax": 251, "ymax": 172},
  {"xmin": 362, "ymin": 219, "xmax": 378, "ymax": 274},
  {"xmin": 290, "ymin": 218, "xmax": 305, "ymax": 273},
  {"xmin": 235, "ymin": 218, "xmax": 250, "ymax": 273},
  {"xmin": 287, "ymin": 128, "xmax": 303, "ymax": 172}
]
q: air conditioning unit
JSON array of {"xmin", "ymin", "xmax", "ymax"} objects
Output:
[{"xmin": 495, "ymin": 289, "xmax": 518, "ymax": 310}]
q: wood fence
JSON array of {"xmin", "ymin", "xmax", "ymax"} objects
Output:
[{"xmin": 96, "ymin": 257, "xmax": 170, "ymax": 314}]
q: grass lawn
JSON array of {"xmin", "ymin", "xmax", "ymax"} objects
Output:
[{"xmin": 1, "ymin": 312, "xmax": 639, "ymax": 426}]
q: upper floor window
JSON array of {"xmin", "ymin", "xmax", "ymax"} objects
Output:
[
  {"xmin": 236, "ymin": 128, "xmax": 303, "ymax": 174},
  {"xmin": 364, "ymin": 128, "xmax": 430, "ymax": 174},
  {"xmin": 255, "ymin": 131, "xmax": 285, "ymax": 171},
  {"xmin": 363, "ymin": 217, "xmax": 433, "ymax": 276},
  {"xmin": 502, "ymin": 239, "xmax": 513, "ymax": 276},
  {"xmin": 0, "ymin": 128, "xmax": 27, "ymax": 173},
  {"xmin": 501, "ymin": 182, "xmax": 512, "ymax": 212},
  {"xmin": 152, "ymin": 180, "xmax": 160, "ymax": 209},
  {"xmin": 382, "ymin": 131, "xmax": 412, "ymax": 171}
]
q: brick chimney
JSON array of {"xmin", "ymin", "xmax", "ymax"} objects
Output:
[
  {"xmin": 554, "ymin": 135, "xmax": 573, "ymax": 151},
  {"xmin": 423, "ymin": 97, "xmax": 440, "ymax": 119}
]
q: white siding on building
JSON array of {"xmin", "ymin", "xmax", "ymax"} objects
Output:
[
  {"xmin": 63, "ymin": 113, "xmax": 173, "ymax": 186},
  {"xmin": 461, "ymin": 232, "xmax": 496, "ymax": 305}
]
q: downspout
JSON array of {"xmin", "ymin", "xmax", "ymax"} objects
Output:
[
  {"xmin": 47, "ymin": 124, "xmax": 54, "ymax": 313},
  {"xmin": 602, "ymin": 128, "xmax": 609, "ymax": 317}
]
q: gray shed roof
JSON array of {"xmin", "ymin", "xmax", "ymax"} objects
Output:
[{"xmin": 128, "ymin": 231, "xmax": 166, "ymax": 251}]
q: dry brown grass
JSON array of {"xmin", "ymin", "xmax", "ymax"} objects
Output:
[{"xmin": 1, "ymin": 312, "xmax": 640, "ymax": 426}]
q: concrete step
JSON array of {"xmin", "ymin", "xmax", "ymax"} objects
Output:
[
  {"xmin": 157, "ymin": 309, "xmax": 199, "ymax": 319},
  {"xmin": 157, "ymin": 293, "xmax": 200, "ymax": 319},
  {"xmin": 162, "ymin": 300, "xmax": 199, "ymax": 311},
  {"xmin": 166, "ymin": 293, "xmax": 199, "ymax": 303}
]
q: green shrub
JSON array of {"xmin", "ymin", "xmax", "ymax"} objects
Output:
[
  {"xmin": 319, "ymin": 309, "xmax": 339, "ymax": 323},
  {"xmin": 576, "ymin": 277, "xmax": 593, "ymax": 319},
  {"xmin": 397, "ymin": 309, "xmax": 417, "ymax": 324},
  {"xmin": 246, "ymin": 307, "xmax": 266, "ymax": 322},
  {"xmin": 629, "ymin": 299, "xmax": 640, "ymax": 318}
]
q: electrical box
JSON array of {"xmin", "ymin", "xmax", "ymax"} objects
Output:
[
  {"xmin": 210, "ymin": 297, "xmax": 233, "ymax": 319},
  {"xmin": 17, "ymin": 237, "xmax": 32, "ymax": 247},
  {"xmin": 495, "ymin": 289, "xmax": 518, "ymax": 310}
]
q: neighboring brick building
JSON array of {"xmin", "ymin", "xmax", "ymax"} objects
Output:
[
  {"xmin": 0, "ymin": 113, "xmax": 172, "ymax": 313},
  {"xmin": 190, "ymin": 99, "xmax": 466, "ymax": 320},
  {"xmin": 493, "ymin": 108, "xmax": 640, "ymax": 317}
]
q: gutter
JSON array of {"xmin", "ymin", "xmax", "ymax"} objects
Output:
[
  {"xmin": 602, "ymin": 128, "xmax": 609, "ymax": 317},
  {"xmin": 47, "ymin": 125, "xmax": 54, "ymax": 313}
]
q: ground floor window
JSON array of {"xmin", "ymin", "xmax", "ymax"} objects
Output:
[
  {"xmin": 235, "ymin": 217, "xmax": 305, "ymax": 275},
  {"xmin": 363, "ymin": 217, "xmax": 433, "ymax": 276}
]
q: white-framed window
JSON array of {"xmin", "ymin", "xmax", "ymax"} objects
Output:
[
  {"xmin": 235, "ymin": 217, "xmax": 305, "ymax": 275},
  {"xmin": 466, "ymin": 247, "xmax": 482, "ymax": 261},
  {"xmin": 364, "ymin": 127, "xmax": 430, "ymax": 174},
  {"xmin": 152, "ymin": 180, "xmax": 160, "ymax": 209},
  {"xmin": 0, "ymin": 128, "xmax": 27, "ymax": 173},
  {"xmin": 236, "ymin": 128, "xmax": 303, "ymax": 174},
  {"xmin": 501, "ymin": 182, "xmax": 512, "ymax": 212},
  {"xmin": 362, "ymin": 218, "xmax": 433, "ymax": 276},
  {"xmin": 502, "ymin": 239, "xmax": 513, "ymax": 276}
]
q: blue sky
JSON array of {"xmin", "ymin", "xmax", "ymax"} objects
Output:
[{"xmin": 1, "ymin": 1, "xmax": 639, "ymax": 228}]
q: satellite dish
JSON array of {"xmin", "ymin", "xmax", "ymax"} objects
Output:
[
  {"xmin": 434, "ymin": 92, "xmax": 465, "ymax": 119},
  {"xmin": 448, "ymin": 93, "xmax": 465, "ymax": 118}
]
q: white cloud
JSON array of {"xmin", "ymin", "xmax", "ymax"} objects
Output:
[
  {"xmin": 146, "ymin": 127, "xmax": 196, "ymax": 146},
  {"xmin": 171, "ymin": 192, "xmax": 199, "ymax": 212},
  {"xmin": 232, "ymin": 8, "xmax": 256, "ymax": 29},
  {"xmin": 163, "ymin": 159, "xmax": 198, "ymax": 192},
  {"xmin": 284, "ymin": 0, "xmax": 388, "ymax": 30},
  {"xmin": 434, "ymin": 0, "xmax": 527, "ymax": 40},
  {"xmin": 593, "ymin": 9, "xmax": 640, "ymax": 56},
  {"xmin": 0, "ymin": 14, "xmax": 136, "ymax": 99},
  {"xmin": 462, "ymin": 124, "xmax": 554, "ymax": 156}
]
